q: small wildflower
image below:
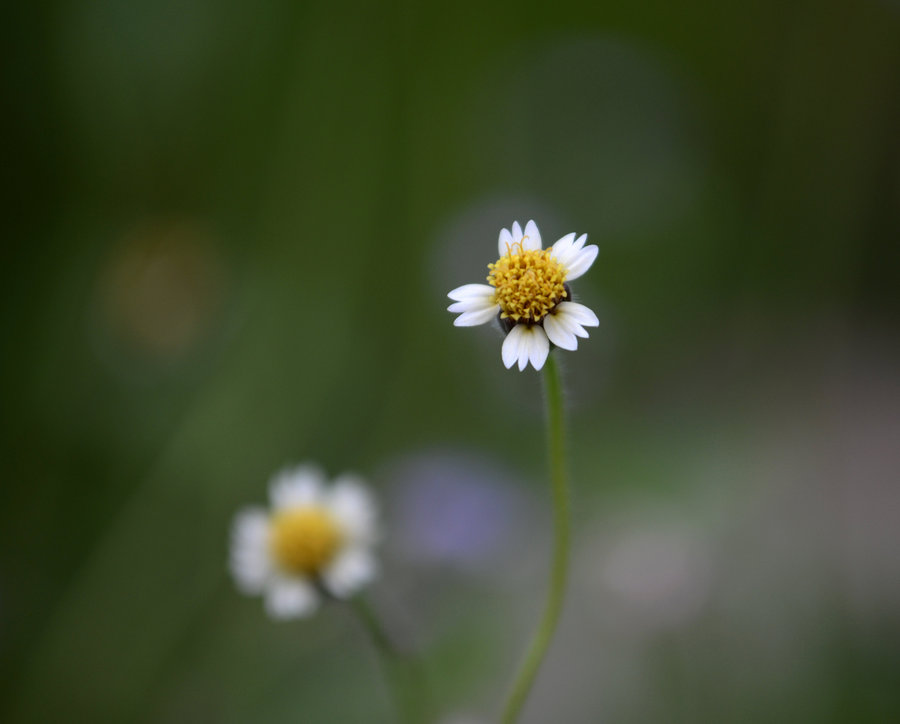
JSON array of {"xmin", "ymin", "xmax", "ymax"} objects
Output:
[
  {"xmin": 229, "ymin": 464, "xmax": 379, "ymax": 619},
  {"xmin": 447, "ymin": 220, "xmax": 599, "ymax": 371}
]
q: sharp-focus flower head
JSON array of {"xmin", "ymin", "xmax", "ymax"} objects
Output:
[
  {"xmin": 447, "ymin": 220, "xmax": 599, "ymax": 371},
  {"xmin": 229, "ymin": 464, "xmax": 379, "ymax": 620}
]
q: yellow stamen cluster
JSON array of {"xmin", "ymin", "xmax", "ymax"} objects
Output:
[
  {"xmin": 269, "ymin": 507, "xmax": 343, "ymax": 575},
  {"xmin": 487, "ymin": 243, "xmax": 567, "ymax": 323}
]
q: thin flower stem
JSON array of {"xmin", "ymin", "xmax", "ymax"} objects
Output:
[
  {"xmin": 501, "ymin": 353, "xmax": 570, "ymax": 724},
  {"xmin": 350, "ymin": 595, "xmax": 427, "ymax": 724}
]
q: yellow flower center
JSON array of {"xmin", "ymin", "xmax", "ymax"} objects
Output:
[
  {"xmin": 269, "ymin": 507, "xmax": 343, "ymax": 576},
  {"xmin": 487, "ymin": 242, "xmax": 568, "ymax": 323}
]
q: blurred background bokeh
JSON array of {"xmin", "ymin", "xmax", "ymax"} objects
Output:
[{"xmin": 2, "ymin": 1, "xmax": 899, "ymax": 722}]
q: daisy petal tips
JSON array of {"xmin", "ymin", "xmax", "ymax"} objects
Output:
[
  {"xmin": 229, "ymin": 464, "xmax": 379, "ymax": 620},
  {"xmin": 448, "ymin": 219, "xmax": 599, "ymax": 371},
  {"xmin": 447, "ymin": 284, "xmax": 497, "ymax": 327}
]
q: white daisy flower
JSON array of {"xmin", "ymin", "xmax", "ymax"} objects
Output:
[
  {"xmin": 447, "ymin": 220, "xmax": 600, "ymax": 371},
  {"xmin": 229, "ymin": 464, "xmax": 379, "ymax": 620}
]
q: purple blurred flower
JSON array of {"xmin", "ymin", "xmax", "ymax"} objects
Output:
[{"xmin": 385, "ymin": 450, "xmax": 533, "ymax": 572}]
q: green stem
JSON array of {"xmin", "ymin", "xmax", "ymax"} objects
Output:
[
  {"xmin": 350, "ymin": 595, "xmax": 426, "ymax": 724},
  {"xmin": 501, "ymin": 353, "xmax": 570, "ymax": 724}
]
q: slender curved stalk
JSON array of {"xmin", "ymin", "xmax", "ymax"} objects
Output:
[
  {"xmin": 350, "ymin": 595, "xmax": 426, "ymax": 724},
  {"xmin": 501, "ymin": 353, "xmax": 570, "ymax": 724}
]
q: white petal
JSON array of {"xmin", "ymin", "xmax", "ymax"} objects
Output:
[
  {"xmin": 526, "ymin": 326, "xmax": 550, "ymax": 370},
  {"xmin": 561, "ymin": 244, "xmax": 598, "ymax": 280},
  {"xmin": 517, "ymin": 342, "xmax": 528, "ymax": 370},
  {"xmin": 501, "ymin": 324, "xmax": 525, "ymax": 369},
  {"xmin": 322, "ymin": 547, "xmax": 378, "ymax": 598},
  {"xmin": 551, "ymin": 233, "xmax": 590, "ymax": 272},
  {"xmin": 448, "ymin": 283, "xmax": 495, "ymax": 302},
  {"xmin": 557, "ymin": 301, "xmax": 599, "ymax": 327},
  {"xmin": 448, "ymin": 293, "xmax": 496, "ymax": 314},
  {"xmin": 543, "ymin": 312, "xmax": 578, "ymax": 350},
  {"xmin": 549, "ymin": 233, "xmax": 579, "ymax": 268},
  {"xmin": 516, "ymin": 330, "xmax": 533, "ymax": 371},
  {"xmin": 453, "ymin": 306, "xmax": 498, "ymax": 327},
  {"xmin": 269, "ymin": 464, "xmax": 325, "ymax": 510},
  {"xmin": 448, "ymin": 299, "xmax": 496, "ymax": 316},
  {"xmin": 564, "ymin": 315, "xmax": 590, "ymax": 338},
  {"xmin": 511, "ymin": 221, "xmax": 523, "ymax": 243},
  {"xmin": 502, "ymin": 325, "xmax": 549, "ymax": 371},
  {"xmin": 264, "ymin": 576, "xmax": 319, "ymax": 619},
  {"xmin": 522, "ymin": 220, "xmax": 542, "ymax": 251},
  {"xmin": 550, "ymin": 307, "xmax": 587, "ymax": 338},
  {"xmin": 542, "ymin": 301, "xmax": 599, "ymax": 351},
  {"xmin": 229, "ymin": 508, "xmax": 272, "ymax": 594},
  {"xmin": 550, "ymin": 232, "xmax": 576, "ymax": 255},
  {"xmin": 449, "ymin": 294, "xmax": 498, "ymax": 325},
  {"xmin": 328, "ymin": 475, "xmax": 378, "ymax": 544},
  {"xmin": 498, "ymin": 227, "xmax": 514, "ymax": 257}
]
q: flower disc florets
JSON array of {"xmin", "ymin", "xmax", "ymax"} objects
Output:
[
  {"xmin": 487, "ymin": 243, "xmax": 568, "ymax": 323},
  {"xmin": 269, "ymin": 507, "xmax": 343, "ymax": 576}
]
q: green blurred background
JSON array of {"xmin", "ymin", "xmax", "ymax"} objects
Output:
[{"xmin": 2, "ymin": 0, "xmax": 899, "ymax": 722}]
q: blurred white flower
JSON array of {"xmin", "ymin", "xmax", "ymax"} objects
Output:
[
  {"xmin": 229, "ymin": 464, "xmax": 379, "ymax": 620},
  {"xmin": 447, "ymin": 220, "xmax": 599, "ymax": 371}
]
